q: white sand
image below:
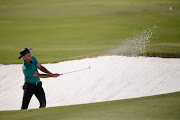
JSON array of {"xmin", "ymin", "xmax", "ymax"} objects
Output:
[{"xmin": 0, "ymin": 56, "xmax": 180, "ymax": 111}]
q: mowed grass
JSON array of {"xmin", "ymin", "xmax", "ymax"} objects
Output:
[
  {"xmin": 0, "ymin": 92, "xmax": 180, "ymax": 120},
  {"xmin": 0, "ymin": 0, "xmax": 180, "ymax": 64}
]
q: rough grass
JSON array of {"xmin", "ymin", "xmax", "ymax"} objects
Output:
[{"xmin": 0, "ymin": 0, "xmax": 179, "ymax": 64}]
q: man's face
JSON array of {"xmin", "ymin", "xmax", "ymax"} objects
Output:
[{"xmin": 23, "ymin": 53, "xmax": 32, "ymax": 62}]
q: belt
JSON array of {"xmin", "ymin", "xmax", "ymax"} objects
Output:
[{"xmin": 25, "ymin": 81, "xmax": 42, "ymax": 86}]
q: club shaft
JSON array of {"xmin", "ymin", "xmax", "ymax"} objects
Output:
[{"xmin": 60, "ymin": 66, "xmax": 90, "ymax": 75}]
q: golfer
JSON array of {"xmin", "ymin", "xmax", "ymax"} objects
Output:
[{"xmin": 19, "ymin": 48, "xmax": 60, "ymax": 110}]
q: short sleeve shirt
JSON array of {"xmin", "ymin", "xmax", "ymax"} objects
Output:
[{"xmin": 22, "ymin": 56, "xmax": 40, "ymax": 84}]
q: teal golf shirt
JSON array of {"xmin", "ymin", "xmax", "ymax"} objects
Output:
[{"xmin": 22, "ymin": 56, "xmax": 40, "ymax": 84}]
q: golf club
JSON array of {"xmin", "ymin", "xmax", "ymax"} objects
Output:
[{"xmin": 59, "ymin": 66, "xmax": 91, "ymax": 75}]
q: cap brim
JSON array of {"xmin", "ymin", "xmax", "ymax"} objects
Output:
[{"xmin": 19, "ymin": 56, "xmax": 22, "ymax": 59}]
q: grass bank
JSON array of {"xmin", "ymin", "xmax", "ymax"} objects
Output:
[
  {"xmin": 0, "ymin": 92, "xmax": 180, "ymax": 120},
  {"xmin": 0, "ymin": 0, "xmax": 179, "ymax": 64}
]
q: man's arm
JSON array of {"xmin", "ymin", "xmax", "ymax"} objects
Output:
[
  {"xmin": 37, "ymin": 63, "xmax": 52, "ymax": 74},
  {"xmin": 33, "ymin": 71, "xmax": 59, "ymax": 78}
]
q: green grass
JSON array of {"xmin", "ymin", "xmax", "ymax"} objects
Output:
[
  {"xmin": 0, "ymin": 0, "xmax": 180, "ymax": 64},
  {"xmin": 1, "ymin": 92, "xmax": 180, "ymax": 120}
]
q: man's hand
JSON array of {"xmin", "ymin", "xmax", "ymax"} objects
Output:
[
  {"xmin": 52, "ymin": 73, "xmax": 60, "ymax": 77},
  {"xmin": 33, "ymin": 72, "xmax": 60, "ymax": 78}
]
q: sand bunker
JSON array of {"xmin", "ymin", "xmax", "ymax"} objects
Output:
[{"xmin": 0, "ymin": 56, "xmax": 180, "ymax": 110}]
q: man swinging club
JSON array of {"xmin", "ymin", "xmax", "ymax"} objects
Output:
[{"xmin": 19, "ymin": 48, "xmax": 60, "ymax": 110}]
